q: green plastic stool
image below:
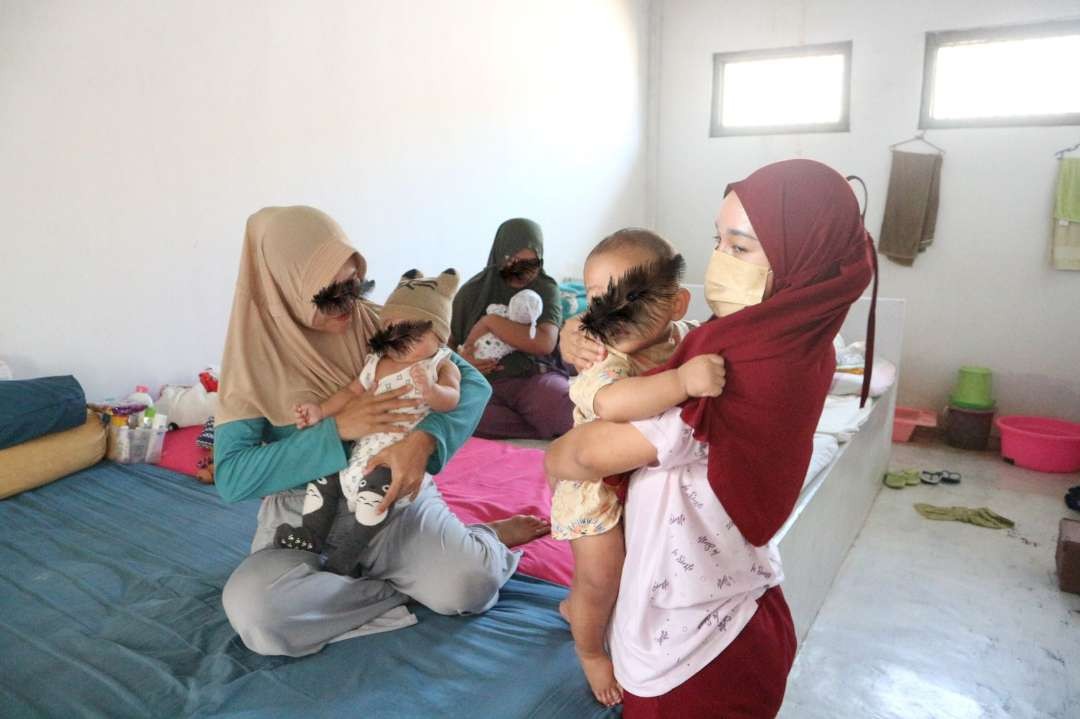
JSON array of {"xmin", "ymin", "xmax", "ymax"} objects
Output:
[{"xmin": 950, "ymin": 366, "xmax": 994, "ymax": 410}]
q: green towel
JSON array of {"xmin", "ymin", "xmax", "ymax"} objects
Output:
[
  {"xmin": 914, "ymin": 503, "xmax": 1014, "ymax": 530},
  {"xmin": 1055, "ymin": 158, "xmax": 1080, "ymax": 223}
]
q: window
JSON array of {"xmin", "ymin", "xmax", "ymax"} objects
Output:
[
  {"xmin": 710, "ymin": 42, "xmax": 851, "ymax": 137},
  {"xmin": 920, "ymin": 19, "xmax": 1080, "ymax": 129}
]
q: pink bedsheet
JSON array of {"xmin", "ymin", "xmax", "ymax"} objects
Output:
[
  {"xmin": 158, "ymin": 431, "xmax": 572, "ymax": 586},
  {"xmin": 434, "ymin": 438, "xmax": 572, "ymax": 587}
]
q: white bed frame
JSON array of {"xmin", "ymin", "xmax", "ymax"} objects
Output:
[
  {"xmin": 683, "ymin": 288, "xmax": 905, "ymax": 642},
  {"xmin": 777, "ymin": 297, "xmax": 904, "ymax": 641}
]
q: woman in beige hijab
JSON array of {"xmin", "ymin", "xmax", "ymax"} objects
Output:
[{"xmin": 217, "ymin": 206, "xmax": 548, "ymax": 657}]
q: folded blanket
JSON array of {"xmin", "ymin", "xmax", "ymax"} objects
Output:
[{"xmin": 816, "ymin": 395, "xmax": 875, "ymax": 442}]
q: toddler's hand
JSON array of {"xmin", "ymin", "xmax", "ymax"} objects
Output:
[
  {"xmin": 410, "ymin": 365, "xmax": 433, "ymax": 401},
  {"xmin": 294, "ymin": 402, "xmax": 324, "ymax": 429},
  {"xmin": 678, "ymin": 354, "xmax": 726, "ymax": 398}
]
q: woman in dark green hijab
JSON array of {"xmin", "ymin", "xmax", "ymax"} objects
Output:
[{"xmin": 451, "ymin": 218, "xmax": 573, "ymax": 439}]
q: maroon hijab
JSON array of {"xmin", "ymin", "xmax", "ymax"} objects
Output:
[{"xmin": 657, "ymin": 159, "xmax": 876, "ymax": 546}]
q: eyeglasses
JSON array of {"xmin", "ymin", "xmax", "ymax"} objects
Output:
[{"xmin": 499, "ymin": 258, "xmax": 542, "ymax": 281}]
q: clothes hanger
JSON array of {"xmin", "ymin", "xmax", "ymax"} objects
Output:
[
  {"xmin": 1055, "ymin": 140, "xmax": 1080, "ymax": 160},
  {"xmin": 889, "ymin": 131, "xmax": 946, "ymax": 155}
]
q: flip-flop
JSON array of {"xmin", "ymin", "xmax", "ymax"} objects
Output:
[
  {"xmin": 939, "ymin": 470, "xmax": 962, "ymax": 484},
  {"xmin": 884, "ymin": 470, "xmax": 920, "ymax": 489},
  {"xmin": 919, "ymin": 470, "xmax": 941, "ymax": 485},
  {"xmin": 920, "ymin": 470, "xmax": 961, "ymax": 485}
]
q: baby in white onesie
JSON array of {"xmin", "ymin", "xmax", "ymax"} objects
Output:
[
  {"xmin": 472, "ymin": 288, "xmax": 543, "ymax": 361},
  {"xmin": 275, "ymin": 268, "xmax": 461, "ymax": 576}
]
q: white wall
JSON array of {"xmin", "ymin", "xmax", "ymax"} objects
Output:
[
  {"xmin": 0, "ymin": 0, "xmax": 650, "ymax": 400},
  {"xmin": 653, "ymin": 0, "xmax": 1080, "ymax": 421}
]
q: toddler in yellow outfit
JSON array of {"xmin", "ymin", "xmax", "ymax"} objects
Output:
[{"xmin": 549, "ymin": 229, "xmax": 725, "ymax": 706}]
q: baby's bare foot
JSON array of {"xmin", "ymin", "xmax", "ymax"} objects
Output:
[
  {"xmin": 578, "ymin": 651, "xmax": 623, "ymax": 707},
  {"xmin": 488, "ymin": 515, "xmax": 550, "ymax": 547},
  {"xmin": 558, "ymin": 599, "xmax": 570, "ymax": 624}
]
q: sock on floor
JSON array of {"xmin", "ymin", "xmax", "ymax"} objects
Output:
[{"xmin": 913, "ymin": 503, "xmax": 1015, "ymax": 529}]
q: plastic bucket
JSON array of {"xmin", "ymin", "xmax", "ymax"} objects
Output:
[
  {"xmin": 945, "ymin": 405, "xmax": 995, "ymax": 451},
  {"xmin": 949, "ymin": 366, "xmax": 994, "ymax": 410},
  {"xmin": 996, "ymin": 416, "xmax": 1080, "ymax": 473}
]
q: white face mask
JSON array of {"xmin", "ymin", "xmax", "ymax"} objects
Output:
[{"xmin": 704, "ymin": 249, "xmax": 772, "ymax": 317}]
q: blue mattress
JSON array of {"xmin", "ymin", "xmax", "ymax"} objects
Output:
[{"xmin": 0, "ymin": 462, "xmax": 617, "ymax": 718}]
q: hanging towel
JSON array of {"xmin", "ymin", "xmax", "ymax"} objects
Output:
[
  {"xmin": 1052, "ymin": 158, "xmax": 1080, "ymax": 271},
  {"xmin": 878, "ymin": 150, "xmax": 942, "ymax": 265}
]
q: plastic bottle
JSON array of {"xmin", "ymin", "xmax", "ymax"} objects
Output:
[{"xmin": 127, "ymin": 385, "xmax": 155, "ymax": 408}]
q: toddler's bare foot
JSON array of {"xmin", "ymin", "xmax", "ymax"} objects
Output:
[
  {"xmin": 558, "ymin": 599, "xmax": 570, "ymax": 624},
  {"xmin": 488, "ymin": 515, "xmax": 550, "ymax": 547},
  {"xmin": 578, "ymin": 651, "xmax": 623, "ymax": 707}
]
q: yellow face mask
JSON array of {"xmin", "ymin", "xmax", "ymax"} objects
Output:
[{"xmin": 703, "ymin": 249, "xmax": 773, "ymax": 317}]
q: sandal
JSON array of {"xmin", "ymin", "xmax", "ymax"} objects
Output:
[
  {"xmin": 920, "ymin": 470, "xmax": 961, "ymax": 485},
  {"xmin": 884, "ymin": 470, "xmax": 921, "ymax": 489}
]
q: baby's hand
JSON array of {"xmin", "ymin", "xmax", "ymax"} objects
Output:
[
  {"xmin": 677, "ymin": 354, "xmax": 726, "ymax": 398},
  {"xmin": 294, "ymin": 402, "xmax": 324, "ymax": 429},
  {"xmin": 410, "ymin": 365, "xmax": 433, "ymax": 401}
]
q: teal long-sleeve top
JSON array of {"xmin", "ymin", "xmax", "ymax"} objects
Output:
[{"xmin": 214, "ymin": 353, "xmax": 491, "ymax": 503}]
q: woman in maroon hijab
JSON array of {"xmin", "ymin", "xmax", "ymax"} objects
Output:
[{"xmin": 549, "ymin": 159, "xmax": 876, "ymax": 716}]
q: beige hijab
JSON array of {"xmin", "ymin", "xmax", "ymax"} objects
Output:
[{"xmin": 217, "ymin": 206, "xmax": 379, "ymax": 426}]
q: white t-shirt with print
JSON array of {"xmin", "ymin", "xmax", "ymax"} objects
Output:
[{"xmin": 610, "ymin": 407, "xmax": 783, "ymax": 697}]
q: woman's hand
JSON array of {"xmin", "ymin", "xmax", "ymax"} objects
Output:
[
  {"xmin": 334, "ymin": 385, "xmax": 419, "ymax": 441},
  {"xmin": 365, "ymin": 430, "xmax": 436, "ymax": 513},
  {"xmin": 462, "ymin": 317, "xmax": 489, "ymax": 350},
  {"xmin": 459, "ymin": 343, "xmax": 502, "ymax": 376},
  {"xmin": 559, "ymin": 317, "xmax": 606, "ymax": 372}
]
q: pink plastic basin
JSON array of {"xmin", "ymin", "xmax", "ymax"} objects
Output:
[{"xmin": 996, "ymin": 416, "xmax": 1080, "ymax": 473}]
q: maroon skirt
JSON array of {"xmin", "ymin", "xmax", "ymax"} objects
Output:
[{"xmin": 622, "ymin": 586, "xmax": 797, "ymax": 719}]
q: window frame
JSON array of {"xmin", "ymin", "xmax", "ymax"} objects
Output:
[
  {"xmin": 709, "ymin": 41, "xmax": 853, "ymax": 138},
  {"xmin": 919, "ymin": 18, "xmax": 1080, "ymax": 130}
]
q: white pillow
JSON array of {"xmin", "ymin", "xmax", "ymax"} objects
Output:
[{"xmin": 829, "ymin": 357, "xmax": 897, "ymax": 398}]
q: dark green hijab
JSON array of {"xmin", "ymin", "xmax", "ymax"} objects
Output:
[{"xmin": 451, "ymin": 218, "xmax": 562, "ymax": 379}]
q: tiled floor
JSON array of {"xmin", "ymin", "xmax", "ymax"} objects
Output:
[{"xmin": 781, "ymin": 437, "xmax": 1080, "ymax": 719}]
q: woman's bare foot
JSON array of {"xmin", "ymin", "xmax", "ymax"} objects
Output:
[
  {"xmin": 578, "ymin": 651, "xmax": 623, "ymax": 707},
  {"xmin": 488, "ymin": 515, "xmax": 550, "ymax": 547}
]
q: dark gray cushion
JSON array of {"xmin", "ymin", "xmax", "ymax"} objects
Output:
[{"xmin": 0, "ymin": 375, "xmax": 87, "ymax": 450}]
